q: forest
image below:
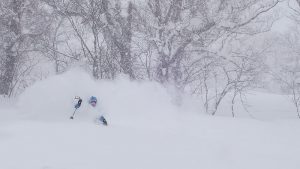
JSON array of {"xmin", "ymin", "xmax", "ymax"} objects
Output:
[{"xmin": 1, "ymin": 0, "xmax": 299, "ymax": 117}]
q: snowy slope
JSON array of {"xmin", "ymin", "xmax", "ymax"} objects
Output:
[{"xmin": 0, "ymin": 69, "xmax": 300, "ymax": 169}]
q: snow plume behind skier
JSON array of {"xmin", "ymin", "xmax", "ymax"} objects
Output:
[{"xmin": 17, "ymin": 69, "xmax": 179, "ymax": 123}]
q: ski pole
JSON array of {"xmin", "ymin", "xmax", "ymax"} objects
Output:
[{"xmin": 70, "ymin": 108, "xmax": 78, "ymax": 119}]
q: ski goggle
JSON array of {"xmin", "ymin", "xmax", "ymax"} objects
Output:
[{"xmin": 90, "ymin": 101, "xmax": 97, "ymax": 107}]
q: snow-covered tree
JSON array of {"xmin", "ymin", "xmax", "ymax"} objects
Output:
[
  {"xmin": 0, "ymin": 0, "xmax": 50, "ymax": 96},
  {"xmin": 133, "ymin": 0, "xmax": 278, "ymax": 85}
]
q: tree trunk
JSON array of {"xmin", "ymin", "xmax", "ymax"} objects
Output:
[
  {"xmin": 0, "ymin": 46, "xmax": 17, "ymax": 95},
  {"xmin": 0, "ymin": 0, "xmax": 23, "ymax": 96},
  {"xmin": 231, "ymin": 92, "xmax": 237, "ymax": 118}
]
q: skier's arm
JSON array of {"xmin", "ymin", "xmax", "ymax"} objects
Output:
[{"xmin": 74, "ymin": 97, "xmax": 82, "ymax": 109}]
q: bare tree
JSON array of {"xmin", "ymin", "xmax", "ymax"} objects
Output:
[
  {"xmin": 225, "ymin": 49, "xmax": 266, "ymax": 117},
  {"xmin": 44, "ymin": 0, "xmax": 137, "ymax": 79},
  {"xmin": 271, "ymin": 27, "xmax": 300, "ymax": 118},
  {"xmin": 276, "ymin": 67, "xmax": 300, "ymax": 118}
]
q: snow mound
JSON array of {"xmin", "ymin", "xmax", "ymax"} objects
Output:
[{"xmin": 17, "ymin": 69, "xmax": 180, "ymax": 121}]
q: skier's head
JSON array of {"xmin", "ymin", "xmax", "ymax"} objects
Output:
[{"xmin": 89, "ymin": 96, "xmax": 97, "ymax": 107}]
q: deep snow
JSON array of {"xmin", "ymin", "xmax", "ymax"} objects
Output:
[{"xmin": 0, "ymin": 69, "xmax": 300, "ymax": 169}]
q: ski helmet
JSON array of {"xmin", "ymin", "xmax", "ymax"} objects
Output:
[{"xmin": 89, "ymin": 96, "xmax": 97, "ymax": 103}]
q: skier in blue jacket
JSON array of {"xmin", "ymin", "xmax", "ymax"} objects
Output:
[{"xmin": 88, "ymin": 96, "xmax": 108, "ymax": 126}]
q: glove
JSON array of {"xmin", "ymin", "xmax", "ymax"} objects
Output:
[
  {"xmin": 74, "ymin": 98, "xmax": 82, "ymax": 109},
  {"xmin": 99, "ymin": 116, "xmax": 108, "ymax": 126},
  {"xmin": 75, "ymin": 104, "xmax": 80, "ymax": 109}
]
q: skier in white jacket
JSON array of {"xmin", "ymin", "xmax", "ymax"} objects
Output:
[{"xmin": 73, "ymin": 96, "xmax": 108, "ymax": 125}]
